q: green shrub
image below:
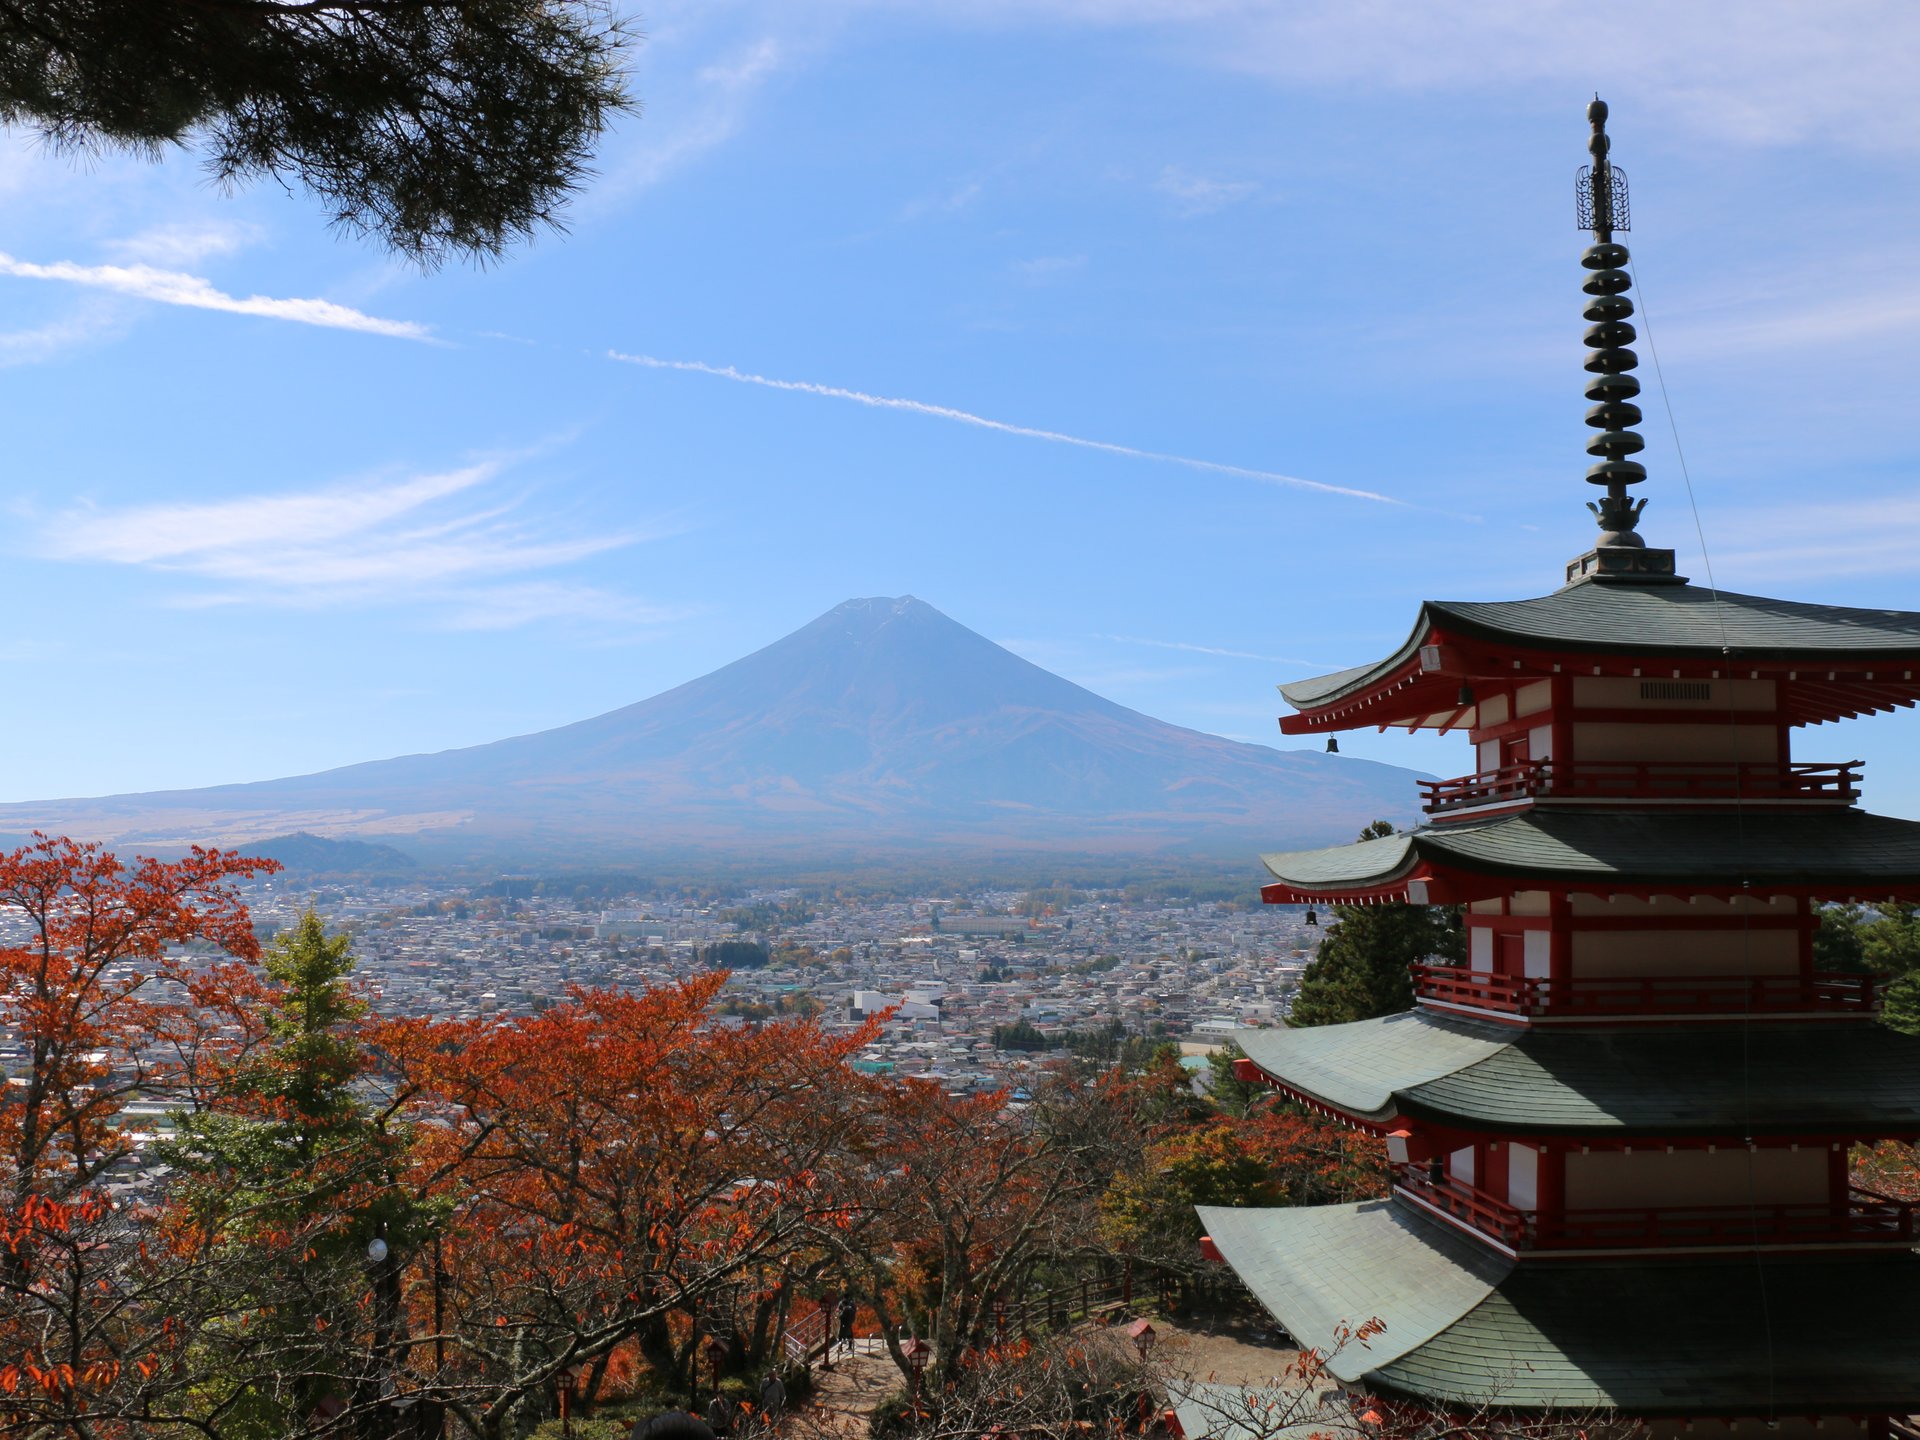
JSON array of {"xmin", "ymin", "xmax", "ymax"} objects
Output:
[
  {"xmin": 867, "ymin": 1389, "xmax": 923, "ymax": 1440},
  {"xmin": 529, "ymin": 1420, "xmax": 628, "ymax": 1440}
]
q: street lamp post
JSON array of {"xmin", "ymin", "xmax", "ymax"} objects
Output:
[
  {"xmin": 703, "ymin": 1337, "xmax": 727, "ymax": 1411},
  {"xmin": 558, "ymin": 1363, "xmax": 587, "ymax": 1439},
  {"xmin": 902, "ymin": 1337, "xmax": 931, "ymax": 1403},
  {"xmin": 1126, "ymin": 1319, "xmax": 1157, "ymax": 1433},
  {"xmin": 432, "ymin": 1234, "xmax": 447, "ymax": 1437},
  {"xmin": 1126, "ymin": 1318, "xmax": 1156, "ymax": 1363},
  {"xmin": 367, "ymin": 1231, "xmax": 398, "ymax": 1419}
]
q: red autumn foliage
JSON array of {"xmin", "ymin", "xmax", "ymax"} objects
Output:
[
  {"xmin": 0, "ymin": 834, "xmax": 276, "ymax": 1435},
  {"xmin": 0, "ymin": 834, "xmax": 276, "ymax": 1195},
  {"xmin": 376, "ymin": 974, "xmax": 881, "ymax": 1437}
]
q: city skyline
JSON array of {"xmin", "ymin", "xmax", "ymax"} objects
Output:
[{"xmin": 10, "ymin": 3, "xmax": 1920, "ymax": 818}]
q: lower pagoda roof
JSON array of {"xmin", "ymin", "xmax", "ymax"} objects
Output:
[
  {"xmin": 1260, "ymin": 808, "xmax": 1920, "ymax": 903},
  {"xmin": 1235, "ymin": 1013, "xmax": 1920, "ymax": 1135},
  {"xmin": 1167, "ymin": 1383, "xmax": 1340, "ymax": 1440},
  {"xmin": 1198, "ymin": 1199, "xmax": 1920, "ymax": 1414}
]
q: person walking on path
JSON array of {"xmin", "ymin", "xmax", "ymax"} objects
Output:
[
  {"xmin": 758, "ymin": 1370, "xmax": 786, "ymax": 1420},
  {"xmin": 837, "ymin": 1297, "xmax": 857, "ymax": 1357}
]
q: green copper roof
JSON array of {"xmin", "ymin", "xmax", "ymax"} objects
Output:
[
  {"xmin": 1371, "ymin": 1250, "xmax": 1920, "ymax": 1413},
  {"xmin": 1196, "ymin": 1201, "xmax": 1508, "ymax": 1380},
  {"xmin": 1259, "ymin": 831, "xmax": 1416, "ymax": 890},
  {"xmin": 1262, "ymin": 809, "xmax": 1920, "ymax": 893},
  {"xmin": 1199, "ymin": 1199, "xmax": 1920, "ymax": 1413},
  {"xmin": 1280, "ymin": 582, "xmax": 1920, "ymax": 711},
  {"xmin": 1236, "ymin": 1013, "xmax": 1920, "ymax": 1134},
  {"xmin": 1236, "ymin": 1013, "xmax": 1509, "ymax": 1120},
  {"xmin": 1166, "ymin": 1383, "xmax": 1340, "ymax": 1440}
]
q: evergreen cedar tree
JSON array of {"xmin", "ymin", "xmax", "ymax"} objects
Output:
[
  {"xmin": 1285, "ymin": 821, "xmax": 1466, "ymax": 1029},
  {"xmin": 158, "ymin": 908, "xmax": 428, "ymax": 1434},
  {"xmin": 1816, "ymin": 901, "xmax": 1920, "ymax": 1035},
  {"xmin": 0, "ymin": 0, "xmax": 632, "ymax": 266}
]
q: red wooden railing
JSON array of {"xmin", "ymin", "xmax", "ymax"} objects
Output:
[
  {"xmin": 1419, "ymin": 759, "xmax": 1861, "ymax": 813},
  {"xmin": 1393, "ymin": 1165, "xmax": 1918, "ymax": 1252},
  {"xmin": 1393, "ymin": 1164, "xmax": 1530, "ymax": 1247},
  {"xmin": 1529, "ymin": 1186, "xmax": 1917, "ymax": 1250},
  {"xmin": 1412, "ymin": 964, "xmax": 1878, "ymax": 1017}
]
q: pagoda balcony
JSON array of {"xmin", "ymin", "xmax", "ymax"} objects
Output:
[
  {"xmin": 1419, "ymin": 759, "xmax": 1861, "ymax": 815},
  {"xmin": 1412, "ymin": 963, "xmax": 1879, "ymax": 1019},
  {"xmin": 1391, "ymin": 1163, "xmax": 1919, "ymax": 1254}
]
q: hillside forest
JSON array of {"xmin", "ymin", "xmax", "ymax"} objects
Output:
[{"xmin": 1, "ymin": 834, "xmax": 1914, "ymax": 1440}]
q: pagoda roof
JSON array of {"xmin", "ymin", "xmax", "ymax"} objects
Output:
[
  {"xmin": 1279, "ymin": 581, "xmax": 1920, "ymax": 730},
  {"xmin": 1259, "ymin": 808, "xmax": 1920, "ymax": 903},
  {"xmin": 1166, "ymin": 1383, "xmax": 1339, "ymax": 1440},
  {"xmin": 1198, "ymin": 1199, "xmax": 1920, "ymax": 1413},
  {"xmin": 1235, "ymin": 1013, "xmax": 1920, "ymax": 1135}
]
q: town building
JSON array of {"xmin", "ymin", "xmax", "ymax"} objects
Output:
[{"xmin": 1199, "ymin": 101, "xmax": 1920, "ymax": 1432}]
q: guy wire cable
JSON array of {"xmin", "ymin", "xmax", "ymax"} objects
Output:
[{"xmin": 1629, "ymin": 251, "xmax": 1778, "ymax": 1426}]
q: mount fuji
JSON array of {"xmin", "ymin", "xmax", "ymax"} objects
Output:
[{"xmin": 1, "ymin": 597, "xmax": 1425, "ymax": 864}]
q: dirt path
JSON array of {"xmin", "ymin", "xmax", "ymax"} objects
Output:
[
  {"xmin": 801, "ymin": 1341, "xmax": 902, "ymax": 1438},
  {"xmin": 794, "ymin": 1316, "xmax": 1300, "ymax": 1436},
  {"xmin": 1140, "ymin": 1314, "xmax": 1301, "ymax": 1388}
]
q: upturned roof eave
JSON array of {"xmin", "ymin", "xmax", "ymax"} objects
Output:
[
  {"xmin": 1276, "ymin": 607, "xmax": 1434, "ymax": 721},
  {"xmin": 1276, "ymin": 583, "xmax": 1920, "ymax": 729},
  {"xmin": 1261, "ymin": 810, "xmax": 1920, "ymax": 904}
]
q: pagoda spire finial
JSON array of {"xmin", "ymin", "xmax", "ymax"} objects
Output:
[{"xmin": 1565, "ymin": 97, "xmax": 1683, "ymax": 585}]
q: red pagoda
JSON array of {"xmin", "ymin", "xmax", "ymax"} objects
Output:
[{"xmin": 1198, "ymin": 101, "xmax": 1920, "ymax": 1431}]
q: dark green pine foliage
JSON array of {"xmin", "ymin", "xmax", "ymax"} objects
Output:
[
  {"xmin": 0, "ymin": 0, "xmax": 632, "ymax": 266},
  {"xmin": 1287, "ymin": 822, "xmax": 1466, "ymax": 1029},
  {"xmin": 160, "ymin": 909, "xmax": 424, "ymax": 1433},
  {"xmin": 1815, "ymin": 902, "xmax": 1920, "ymax": 1036},
  {"xmin": 1206, "ymin": 1037, "xmax": 1264, "ymax": 1118}
]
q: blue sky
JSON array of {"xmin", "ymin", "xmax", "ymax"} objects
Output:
[{"xmin": 9, "ymin": 1, "xmax": 1920, "ymax": 816}]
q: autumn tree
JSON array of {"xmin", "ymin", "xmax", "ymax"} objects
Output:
[
  {"xmin": 1100, "ymin": 1123, "xmax": 1279, "ymax": 1263},
  {"xmin": 854, "ymin": 1330, "xmax": 1158, "ymax": 1440},
  {"xmin": 381, "ymin": 975, "xmax": 877, "ymax": 1440},
  {"xmin": 1289, "ymin": 824, "xmax": 1464, "ymax": 1028},
  {"xmin": 1100, "ymin": 1072, "xmax": 1386, "ymax": 1267},
  {"xmin": 0, "ymin": 834, "xmax": 275, "ymax": 1436},
  {"xmin": 819, "ymin": 1065, "xmax": 1142, "ymax": 1390},
  {"xmin": 0, "ymin": 0, "xmax": 633, "ymax": 265}
]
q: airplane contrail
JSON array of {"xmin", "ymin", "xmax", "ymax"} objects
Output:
[{"xmin": 606, "ymin": 350, "xmax": 1427, "ymax": 509}]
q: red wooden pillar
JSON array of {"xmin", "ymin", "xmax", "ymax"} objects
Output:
[{"xmin": 1536, "ymin": 1142, "xmax": 1566, "ymax": 1221}]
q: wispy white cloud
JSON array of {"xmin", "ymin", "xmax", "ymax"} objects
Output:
[
  {"xmin": 105, "ymin": 220, "xmax": 263, "ymax": 268},
  {"xmin": 601, "ymin": 35, "xmax": 786, "ymax": 198},
  {"xmin": 1059, "ymin": 664, "xmax": 1202, "ymax": 691},
  {"xmin": 908, "ymin": 0, "xmax": 1920, "ymax": 155},
  {"xmin": 0, "ymin": 301, "xmax": 125, "ymax": 368},
  {"xmin": 699, "ymin": 36, "xmax": 783, "ymax": 90},
  {"xmin": 0, "ymin": 251, "xmax": 430, "ymax": 340},
  {"xmin": 1011, "ymin": 254, "xmax": 1086, "ymax": 284},
  {"xmin": 1099, "ymin": 633, "xmax": 1314, "ymax": 664},
  {"xmin": 607, "ymin": 350, "xmax": 1430, "ymax": 508},
  {"xmin": 434, "ymin": 582, "xmax": 694, "ymax": 632},
  {"xmin": 899, "ymin": 180, "xmax": 982, "ymax": 222},
  {"xmin": 1153, "ymin": 165, "xmax": 1258, "ymax": 216},
  {"xmin": 34, "ymin": 453, "xmax": 676, "ymax": 628},
  {"xmin": 1646, "ymin": 278, "xmax": 1920, "ymax": 358},
  {"xmin": 45, "ymin": 464, "xmax": 500, "ymax": 567},
  {"xmin": 1706, "ymin": 494, "xmax": 1920, "ymax": 582}
]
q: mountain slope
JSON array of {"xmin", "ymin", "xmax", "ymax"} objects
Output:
[{"xmin": 0, "ymin": 597, "xmax": 1427, "ymax": 859}]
